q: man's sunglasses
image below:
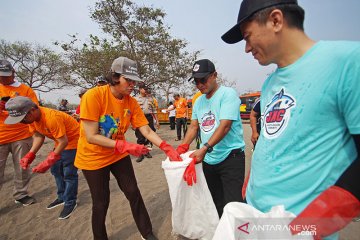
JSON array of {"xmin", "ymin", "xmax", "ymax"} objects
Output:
[{"xmin": 193, "ymin": 73, "xmax": 213, "ymax": 85}]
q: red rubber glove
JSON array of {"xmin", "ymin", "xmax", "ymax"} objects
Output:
[
  {"xmin": 176, "ymin": 143, "xmax": 190, "ymax": 155},
  {"xmin": 20, "ymin": 151, "xmax": 36, "ymax": 169},
  {"xmin": 32, "ymin": 151, "xmax": 61, "ymax": 173},
  {"xmin": 183, "ymin": 157, "xmax": 197, "ymax": 186},
  {"xmin": 289, "ymin": 186, "xmax": 360, "ymax": 239},
  {"xmin": 159, "ymin": 141, "xmax": 182, "ymax": 161},
  {"xmin": 242, "ymin": 170, "xmax": 250, "ymax": 200},
  {"xmin": 0, "ymin": 100, "xmax": 6, "ymax": 111},
  {"xmin": 114, "ymin": 140, "xmax": 149, "ymax": 157}
]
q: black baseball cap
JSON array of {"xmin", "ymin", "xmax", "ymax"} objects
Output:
[
  {"xmin": 222, "ymin": 0, "xmax": 298, "ymax": 44},
  {"xmin": 188, "ymin": 59, "xmax": 215, "ymax": 81}
]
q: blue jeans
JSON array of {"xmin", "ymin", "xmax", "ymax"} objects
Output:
[{"xmin": 50, "ymin": 149, "xmax": 78, "ymax": 206}]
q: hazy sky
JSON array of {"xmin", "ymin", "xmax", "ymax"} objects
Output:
[{"xmin": 1, "ymin": 0, "xmax": 360, "ymax": 104}]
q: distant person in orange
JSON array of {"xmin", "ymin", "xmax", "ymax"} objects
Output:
[
  {"xmin": 192, "ymin": 91, "xmax": 202, "ymax": 109},
  {"xmin": 0, "ymin": 59, "xmax": 38, "ymax": 206},
  {"xmin": 4, "ymin": 96, "xmax": 79, "ymax": 220},
  {"xmin": 75, "ymin": 56, "xmax": 181, "ymax": 240},
  {"xmin": 173, "ymin": 93, "xmax": 188, "ymax": 141},
  {"xmin": 192, "ymin": 91, "xmax": 202, "ymax": 149}
]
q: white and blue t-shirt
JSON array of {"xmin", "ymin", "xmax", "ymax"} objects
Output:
[
  {"xmin": 247, "ymin": 41, "xmax": 360, "ymax": 219},
  {"xmin": 192, "ymin": 86, "xmax": 245, "ymax": 165}
]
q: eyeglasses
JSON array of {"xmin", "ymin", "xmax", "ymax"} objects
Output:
[{"xmin": 193, "ymin": 73, "xmax": 212, "ymax": 85}]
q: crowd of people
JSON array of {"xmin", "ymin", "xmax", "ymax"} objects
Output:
[{"xmin": 1, "ymin": 1, "xmax": 359, "ymax": 240}]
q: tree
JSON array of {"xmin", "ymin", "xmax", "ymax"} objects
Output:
[
  {"xmin": 55, "ymin": 34, "xmax": 122, "ymax": 88},
  {"xmin": 0, "ymin": 40, "xmax": 72, "ymax": 92},
  {"xmin": 90, "ymin": 0, "xmax": 199, "ymax": 98},
  {"xmin": 217, "ymin": 73, "xmax": 236, "ymax": 88}
]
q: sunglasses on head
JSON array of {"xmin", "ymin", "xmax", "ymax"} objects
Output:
[{"xmin": 193, "ymin": 72, "xmax": 213, "ymax": 85}]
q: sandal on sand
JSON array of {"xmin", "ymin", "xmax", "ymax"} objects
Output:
[{"xmin": 175, "ymin": 138, "xmax": 181, "ymax": 141}]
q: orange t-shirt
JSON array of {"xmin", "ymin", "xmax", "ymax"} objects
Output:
[
  {"xmin": 192, "ymin": 91, "xmax": 202, "ymax": 106},
  {"xmin": 174, "ymin": 97, "xmax": 188, "ymax": 118},
  {"xmin": 29, "ymin": 107, "xmax": 79, "ymax": 150},
  {"xmin": 192, "ymin": 91, "xmax": 202, "ymax": 118},
  {"xmin": 75, "ymin": 85, "xmax": 148, "ymax": 170},
  {"xmin": 0, "ymin": 82, "xmax": 39, "ymax": 144}
]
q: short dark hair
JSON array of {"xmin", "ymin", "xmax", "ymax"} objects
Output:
[
  {"xmin": 248, "ymin": 4, "xmax": 305, "ymax": 30},
  {"xmin": 174, "ymin": 93, "xmax": 180, "ymax": 97},
  {"xmin": 111, "ymin": 72, "xmax": 121, "ymax": 79}
]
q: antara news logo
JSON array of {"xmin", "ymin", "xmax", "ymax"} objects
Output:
[{"xmin": 236, "ymin": 221, "xmax": 316, "ymax": 239}]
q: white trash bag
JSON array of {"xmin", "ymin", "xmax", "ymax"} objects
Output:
[
  {"xmin": 162, "ymin": 151, "xmax": 219, "ymax": 240},
  {"xmin": 212, "ymin": 202, "xmax": 314, "ymax": 240}
]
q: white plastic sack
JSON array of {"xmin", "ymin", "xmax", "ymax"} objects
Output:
[
  {"xmin": 162, "ymin": 151, "xmax": 219, "ymax": 240},
  {"xmin": 212, "ymin": 202, "xmax": 314, "ymax": 240}
]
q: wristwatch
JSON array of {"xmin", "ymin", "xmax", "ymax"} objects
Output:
[{"xmin": 204, "ymin": 142, "xmax": 213, "ymax": 153}]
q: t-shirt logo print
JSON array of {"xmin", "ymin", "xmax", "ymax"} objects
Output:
[
  {"xmin": 263, "ymin": 88, "xmax": 296, "ymax": 139},
  {"xmin": 99, "ymin": 115, "xmax": 118, "ymax": 139},
  {"xmin": 200, "ymin": 111, "xmax": 216, "ymax": 133}
]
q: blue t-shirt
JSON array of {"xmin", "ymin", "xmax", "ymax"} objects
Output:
[
  {"xmin": 247, "ymin": 41, "xmax": 360, "ymax": 219},
  {"xmin": 192, "ymin": 86, "xmax": 245, "ymax": 165}
]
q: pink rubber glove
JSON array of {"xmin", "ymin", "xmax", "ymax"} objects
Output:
[
  {"xmin": 114, "ymin": 140, "xmax": 149, "ymax": 157},
  {"xmin": 289, "ymin": 186, "xmax": 360, "ymax": 239},
  {"xmin": 176, "ymin": 143, "xmax": 190, "ymax": 155},
  {"xmin": 32, "ymin": 151, "xmax": 61, "ymax": 173},
  {"xmin": 183, "ymin": 157, "xmax": 197, "ymax": 186},
  {"xmin": 20, "ymin": 151, "xmax": 36, "ymax": 169},
  {"xmin": 159, "ymin": 141, "xmax": 182, "ymax": 161}
]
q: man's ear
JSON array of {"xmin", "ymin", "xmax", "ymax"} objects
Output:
[{"xmin": 268, "ymin": 9, "xmax": 284, "ymax": 33}]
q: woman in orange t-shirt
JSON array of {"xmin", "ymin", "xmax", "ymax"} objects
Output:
[{"xmin": 75, "ymin": 57, "xmax": 181, "ymax": 240}]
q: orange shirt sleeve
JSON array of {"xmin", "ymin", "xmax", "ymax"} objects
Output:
[{"xmin": 80, "ymin": 89, "xmax": 102, "ymax": 122}]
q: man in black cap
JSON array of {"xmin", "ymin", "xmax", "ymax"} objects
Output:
[
  {"xmin": 176, "ymin": 59, "xmax": 246, "ymax": 217},
  {"xmin": 222, "ymin": 1, "xmax": 360, "ymax": 239}
]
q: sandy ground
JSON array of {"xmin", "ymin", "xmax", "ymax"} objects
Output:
[{"xmin": 0, "ymin": 123, "xmax": 359, "ymax": 240}]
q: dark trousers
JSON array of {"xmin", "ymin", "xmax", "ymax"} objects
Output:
[
  {"xmin": 135, "ymin": 114, "xmax": 155, "ymax": 146},
  {"xmin": 175, "ymin": 117, "xmax": 187, "ymax": 140},
  {"xmin": 82, "ymin": 156, "xmax": 152, "ymax": 240},
  {"xmin": 50, "ymin": 149, "xmax": 78, "ymax": 207},
  {"xmin": 169, "ymin": 116, "xmax": 175, "ymax": 130},
  {"xmin": 203, "ymin": 148, "xmax": 245, "ymax": 217}
]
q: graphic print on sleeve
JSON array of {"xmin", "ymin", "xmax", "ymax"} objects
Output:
[{"xmin": 263, "ymin": 88, "xmax": 296, "ymax": 139}]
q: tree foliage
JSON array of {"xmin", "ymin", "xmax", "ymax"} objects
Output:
[
  {"xmin": 55, "ymin": 34, "xmax": 122, "ymax": 88},
  {"xmin": 0, "ymin": 39, "xmax": 71, "ymax": 92},
  {"xmin": 90, "ymin": 0, "xmax": 199, "ymax": 97}
]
